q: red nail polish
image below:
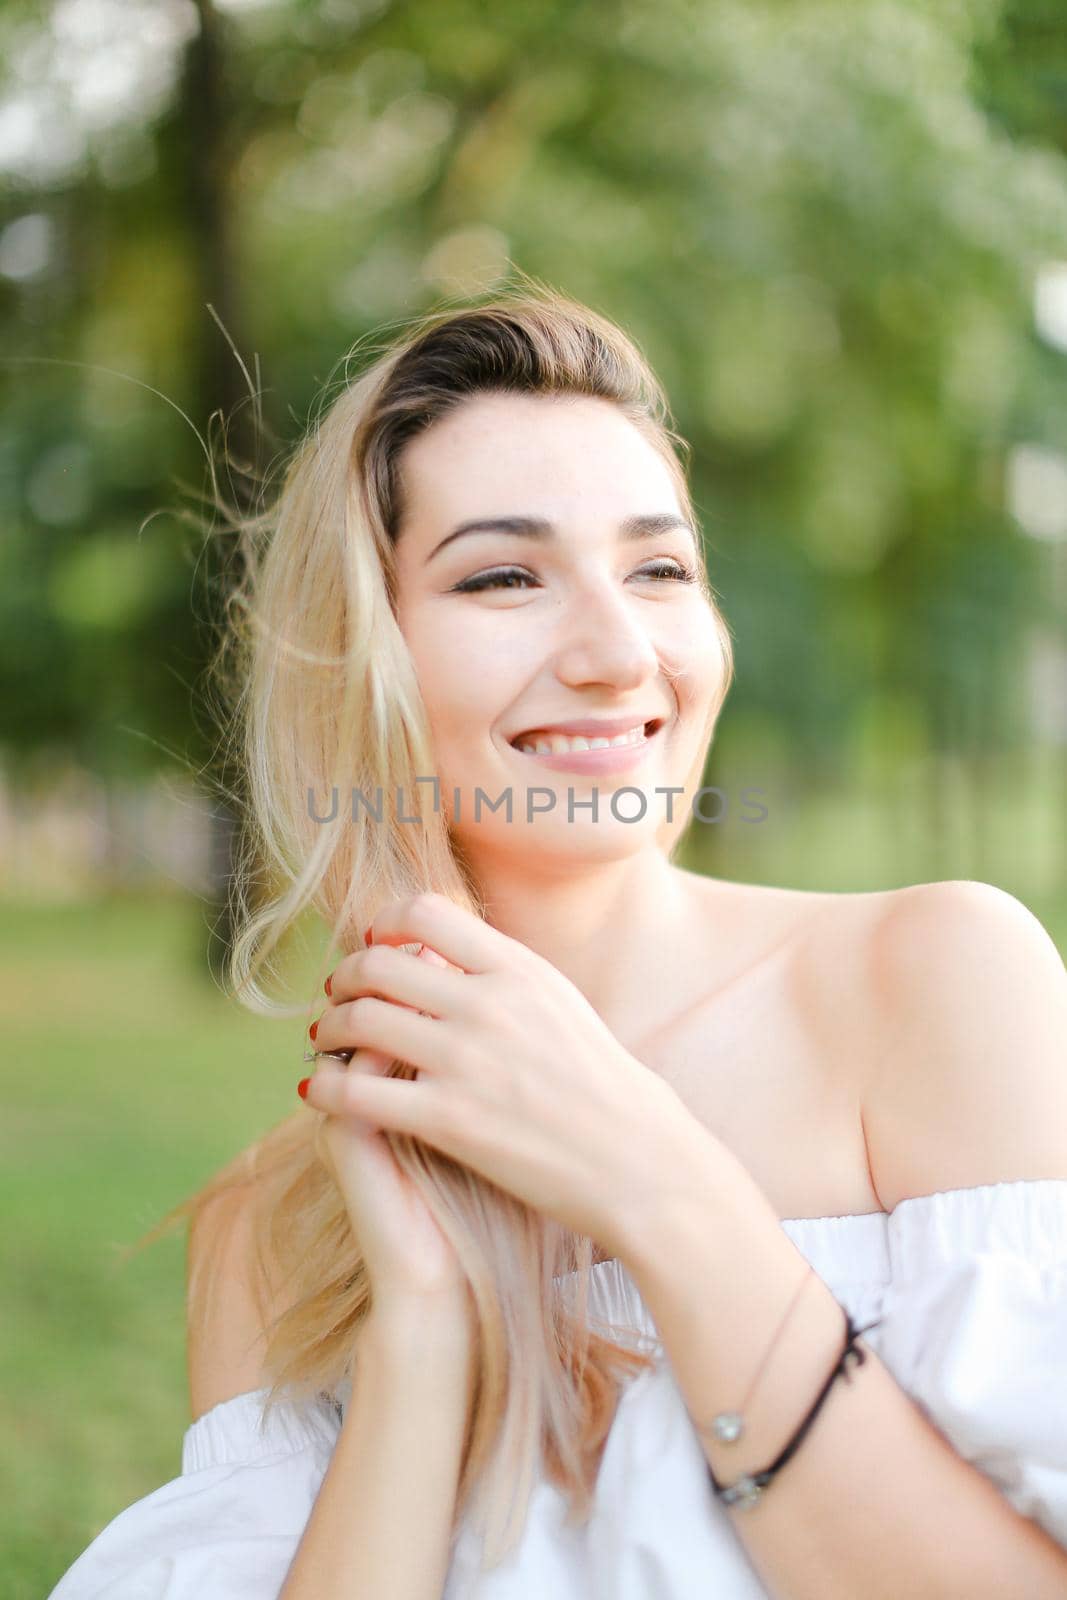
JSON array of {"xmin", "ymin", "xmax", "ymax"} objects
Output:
[
  {"xmin": 364, "ymin": 925, "xmax": 373, "ymax": 946},
  {"xmin": 324, "ymin": 973, "xmax": 333, "ymax": 998},
  {"xmin": 309, "ymin": 1020, "xmax": 318, "ymax": 1042},
  {"xmin": 297, "ymin": 1078, "xmax": 310, "ymax": 1100}
]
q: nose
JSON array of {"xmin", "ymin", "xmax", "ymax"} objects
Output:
[{"xmin": 551, "ymin": 573, "xmax": 660, "ymax": 693}]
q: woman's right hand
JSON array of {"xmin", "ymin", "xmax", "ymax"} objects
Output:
[{"xmin": 309, "ymin": 944, "xmax": 474, "ymax": 1344}]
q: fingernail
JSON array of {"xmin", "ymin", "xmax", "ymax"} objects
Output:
[
  {"xmin": 324, "ymin": 973, "xmax": 333, "ymax": 997},
  {"xmin": 363, "ymin": 925, "xmax": 373, "ymax": 946},
  {"xmin": 297, "ymin": 1078, "xmax": 310, "ymax": 1100},
  {"xmin": 309, "ymin": 1020, "xmax": 318, "ymax": 1042}
]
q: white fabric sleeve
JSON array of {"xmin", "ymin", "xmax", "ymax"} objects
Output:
[
  {"xmin": 46, "ymin": 1388, "xmax": 343, "ymax": 1599},
  {"xmin": 869, "ymin": 1178, "xmax": 1067, "ymax": 1551}
]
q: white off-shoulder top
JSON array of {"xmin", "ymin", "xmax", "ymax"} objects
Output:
[{"xmin": 47, "ymin": 1179, "xmax": 1067, "ymax": 1598}]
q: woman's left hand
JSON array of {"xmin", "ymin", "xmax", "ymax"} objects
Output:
[{"xmin": 303, "ymin": 892, "xmax": 703, "ymax": 1262}]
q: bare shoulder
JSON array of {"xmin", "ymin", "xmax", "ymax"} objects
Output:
[
  {"xmin": 687, "ymin": 872, "xmax": 896, "ymax": 1040},
  {"xmin": 688, "ymin": 872, "xmax": 901, "ymax": 1082},
  {"xmin": 709, "ymin": 874, "xmax": 892, "ymax": 1009},
  {"xmin": 848, "ymin": 879, "xmax": 1067, "ymax": 1211},
  {"xmin": 684, "ymin": 870, "xmax": 886, "ymax": 968},
  {"xmin": 186, "ymin": 1180, "xmax": 295, "ymax": 1424}
]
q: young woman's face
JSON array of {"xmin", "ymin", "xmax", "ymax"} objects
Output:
[{"xmin": 392, "ymin": 392, "xmax": 727, "ymax": 868}]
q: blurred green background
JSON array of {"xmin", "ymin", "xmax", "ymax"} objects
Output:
[{"xmin": 3, "ymin": 0, "xmax": 1067, "ymax": 1592}]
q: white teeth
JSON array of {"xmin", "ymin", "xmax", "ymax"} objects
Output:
[{"xmin": 516, "ymin": 723, "xmax": 650, "ymax": 755}]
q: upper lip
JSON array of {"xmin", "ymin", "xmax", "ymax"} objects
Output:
[{"xmin": 509, "ymin": 714, "xmax": 666, "ymax": 745}]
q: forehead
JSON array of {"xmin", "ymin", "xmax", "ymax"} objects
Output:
[{"xmin": 396, "ymin": 393, "xmax": 682, "ymax": 535}]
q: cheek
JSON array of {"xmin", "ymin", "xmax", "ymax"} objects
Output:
[
  {"xmin": 658, "ymin": 607, "xmax": 727, "ymax": 707},
  {"xmin": 404, "ymin": 610, "xmax": 519, "ymax": 751}
]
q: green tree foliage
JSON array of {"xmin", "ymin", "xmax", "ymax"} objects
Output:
[{"xmin": 1, "ymin": 0, "xmax": 1065, "ymax": 864}]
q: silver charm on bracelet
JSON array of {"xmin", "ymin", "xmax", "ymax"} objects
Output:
[{"xmin": 691, "ymin": 1267, "xmax": 814, "ymax": 1447}]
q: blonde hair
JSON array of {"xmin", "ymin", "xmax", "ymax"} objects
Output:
[{"xmin": 132, "ymin": 277, "xmax": 735, "ymax": 1567}]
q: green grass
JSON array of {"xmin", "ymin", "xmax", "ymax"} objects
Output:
[{"xmin": 1, "ymin": 893, "xmax": 318, "ymax": 1597}]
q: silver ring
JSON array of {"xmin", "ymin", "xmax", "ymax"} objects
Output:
[{"xmin": 302, "ymin": 1048, "xmax": 354, "ymax": 1064}]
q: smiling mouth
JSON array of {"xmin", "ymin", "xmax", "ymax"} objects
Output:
[{"xmin": 509, "ymin": 718, "xmax": 664, "ymax": 755}]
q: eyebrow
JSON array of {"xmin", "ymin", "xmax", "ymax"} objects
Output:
[{"xmin": 426, "ymin": 512, "xmax": 698, "ymax": 566}]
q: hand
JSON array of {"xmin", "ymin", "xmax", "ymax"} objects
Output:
[
  {"xmin": 310, "ymin": 941, "xmax": 474, "ymax": 1331},
  {"xmin": 302, "ymin": 893, "xmax": 694, "ymax": 1264}
]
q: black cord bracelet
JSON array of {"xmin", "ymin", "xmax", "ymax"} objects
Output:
[{"xmin": 707, "ymin": 1308, "xmax": 884, "ymax": 1511}]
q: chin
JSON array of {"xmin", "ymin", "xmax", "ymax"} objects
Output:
[{"xmin": 461, "ymin": 820, "xmax": 661, "ymax": 867}]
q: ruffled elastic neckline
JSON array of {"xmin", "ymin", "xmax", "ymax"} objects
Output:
[
  {"xmin": 183, "ymin": 1385, "xmax": 342, "ymax": 1474},
  {"xmin": 185, "ymin": 1179, "xmax": 1067, "ymax": 1451},
  {"xmin": 561, "ymin": 1177, "xmax": 1067, "ymax": 1345}
]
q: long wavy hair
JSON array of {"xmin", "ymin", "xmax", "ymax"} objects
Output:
[{"xmin": 132, "ymin": 279, "xmax": 735, "ymax": 1568}]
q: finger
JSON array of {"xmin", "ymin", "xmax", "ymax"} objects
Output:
[
  {"xmin": 305, "ymin": 1066, "xmax": 455, "ymax": 1151},
  {"xmin": 313, "ymin": 994, "xmax": 444, "ymax": 1074},
  {"xmin": 416, "ymin": 944, "xmax": 454, "ymax": 970},
  {"xmin": 367, "ymin": 892, "xmax": 516, "ymax": 977},
  {"xmin": 327, "ymin": 942, "xmax": 468, "ymax": 1017},
  {"xmin": 325, "ymin": 1044, "xmax": 390, "ymax": 1078},
  {"xmin": 311, "ymin": 1053, "xmax": 386, "ymax": 1138},
  {"xmin": 309, "ymin": 1054, "xmax": 383, "ymax": 1117}
]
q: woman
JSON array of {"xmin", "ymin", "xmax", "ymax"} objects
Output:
[{"xmin": 49, "ymin": 287, "xmax": 1067, "ymax": 1599}]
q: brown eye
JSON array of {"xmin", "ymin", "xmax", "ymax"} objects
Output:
[
  {"xmin": 636, "ymin": 560, "xmax": 697, "ymax": 582},
  {"xmin": 450, "ymin": 560, "xmax": 697, "ymax": 593},
  {"xmin": 451, "ymin": 567, "xmax": 539, "ymax": 593}
]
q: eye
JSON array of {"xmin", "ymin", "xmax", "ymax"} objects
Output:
[
  {"xmin": 450, "ymin": 566, "xmax": 538, "ymax": 594},
  {"xmin": 450, "ymin": 560, "xmax": 698, "ymax": 594},
  {"xmin": 636, "ymin": 559, "xmax": 698, "ymax": 583}
]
